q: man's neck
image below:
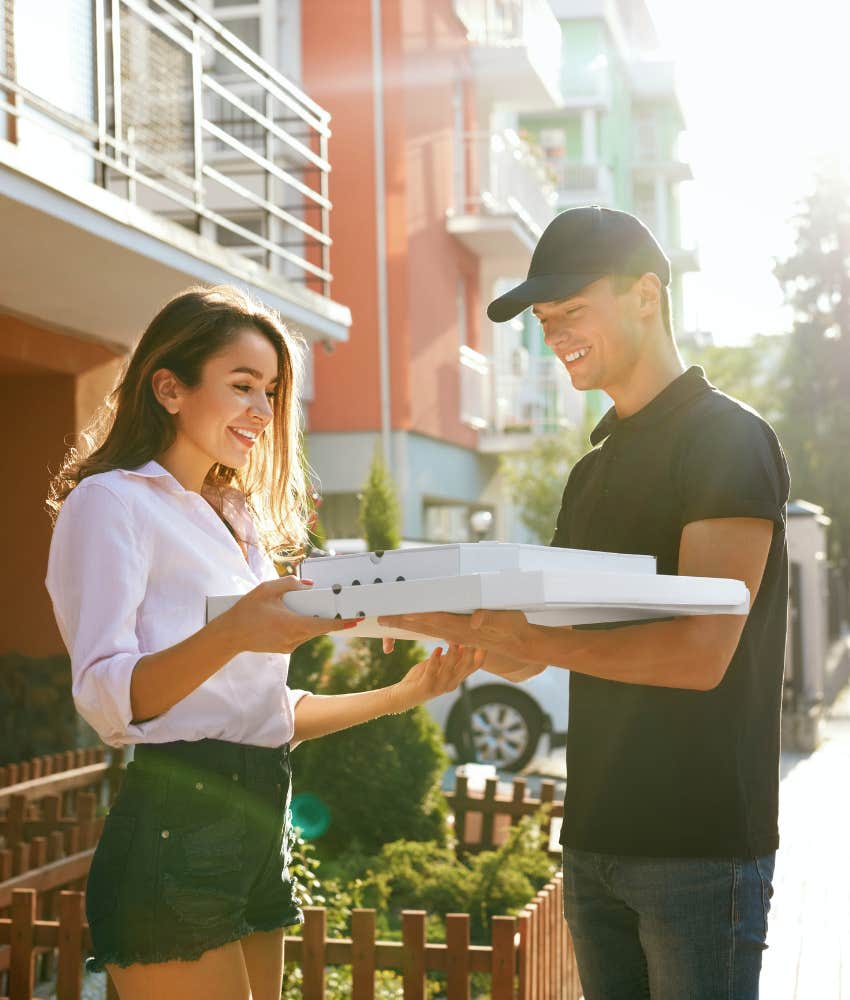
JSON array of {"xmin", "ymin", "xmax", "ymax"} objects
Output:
[{"xmin": 607, "ymin": 340, "xmax": 686, "ymax": 419}]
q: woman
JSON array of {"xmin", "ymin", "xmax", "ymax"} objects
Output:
[{"xmin": 45, "ymin": 285, "xmax": 483, "ymax": 1000}]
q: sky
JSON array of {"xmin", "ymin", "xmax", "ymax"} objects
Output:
[{"xmin": 644, "ymin": 0, "xmax": 850, "ymax": 344}]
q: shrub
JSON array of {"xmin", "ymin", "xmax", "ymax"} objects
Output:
[{"xmin": 290, "ymin": 636, "xmax": 450, "ymax": 858}]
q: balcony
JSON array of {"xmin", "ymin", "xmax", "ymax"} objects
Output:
[
  {"xmin": 553, "ymin": 160, "xmax": 615, "ymax": 207},
  {"xmin": 478, "ymin": 351, "xmax": 583, "ymax": 452},
  {"xmin": 454, "ymin": 0, "xmax": 563, "ymax": 109},
  {"xmin": 459, "ymin": 345, "xmax": 491, "ymax": 430},
  {"xmin": 0, "ymin": 0, "xmax": 350, "ymax": 349},
  {"xmin": 447, "ymin": 130, "xmax": 558, "ymax": 260}
]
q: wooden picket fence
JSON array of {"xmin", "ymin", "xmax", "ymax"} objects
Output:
[
  {"xmin": 0, "ymin": 875, "xmax": 580, "ymax": 1000},
  {"xmin": 448, "ymin": 774, "xmax": 564, "ymax": 858},
  {"xmin": 0, "ymin": 749, "xmax": 582, "ymax": 999}
]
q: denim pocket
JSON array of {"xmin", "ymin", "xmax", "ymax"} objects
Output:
[
  {"xmin": 158, "ymin": 806, "xmax": 248, "ymax": 929},
  {"xmin": 85, "ymin": 814, "xmax": 136, "ymax": 924}
]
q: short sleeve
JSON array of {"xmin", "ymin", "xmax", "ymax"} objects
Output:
[
  {"xmin": 677, "ymin": 408, "xmax": 790, "ymax": 529},
  {"xmin": 45, "ymin": 482, "xmax": 154, "ymax": 747}
]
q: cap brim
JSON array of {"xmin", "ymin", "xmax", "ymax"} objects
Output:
[{"xmin": 486, "ymin": 273, "xmax": 607, "ymax": 323}]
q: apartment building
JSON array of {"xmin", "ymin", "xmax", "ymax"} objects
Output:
[
  {"xmin": 521, "ymin": 0, "xmax": 697, "ymax": 329},
  {"xmin": 300, "ymin": 0, "xmax": 564, "ymax": 543},
  {"xmin": 0, "ymin": 0, "xmax": 350, "ymax": 657}
]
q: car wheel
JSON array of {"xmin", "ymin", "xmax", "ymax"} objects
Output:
[{"xmin": 447, "ymin": 685, "xmax": 544, "ymax": 773}]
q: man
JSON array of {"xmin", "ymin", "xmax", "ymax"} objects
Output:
[{"xmin": 380, "ymin": 206, "xmax": 790, "ymax": 999}]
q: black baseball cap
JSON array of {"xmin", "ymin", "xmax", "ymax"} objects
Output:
[{"xmin": 486, "ymin": 206, "xmax": 671, "ymax": 323}]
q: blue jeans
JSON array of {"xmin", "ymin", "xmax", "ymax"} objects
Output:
[{"xmin": 562, "ymin": 847, "xmax": 775, "ymax": 1000}]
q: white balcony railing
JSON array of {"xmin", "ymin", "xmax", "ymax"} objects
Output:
[
  {"xmin": 456, "ymin": 129, "xmax": 557, "ymax": 239},
  {"xmin": 489, "ymin": 352, "xmax": 575, "ymax": 436},
  {"xmin": 454, "ymin": 0, "xmax": 562, "ymax": 102},
  {"xmin": 553, "ymin": 160, "xmax": 615, "ymax": 203},
  {"xmin": 0, "ymin": 0, "xmax": 335, "ymax": 296},
  {"xmin": 459, "ymin": 345, "xmax": 491, "ymax": 430}
]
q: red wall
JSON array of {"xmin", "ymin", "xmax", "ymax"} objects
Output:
[{"xmin": 303, "ymin": 0, "xmax": 481, "ymax": 450}]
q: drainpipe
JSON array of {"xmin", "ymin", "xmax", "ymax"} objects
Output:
[{"xmin": 371, "ymin": 0, "xmax": 393, "ymax": 472}]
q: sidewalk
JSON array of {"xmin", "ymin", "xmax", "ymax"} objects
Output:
[{"xmin": 760, "ymin": 683, "xmax": 850, "ymax": 999}]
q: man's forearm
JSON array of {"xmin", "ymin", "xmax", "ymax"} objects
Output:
[{"xmin": 523, "ymin": 614, "xmax": 740, "ymax": 691}]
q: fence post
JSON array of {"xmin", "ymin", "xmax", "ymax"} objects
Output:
[
  {"xmin": 490, "ymin": 915, "xmax": 516, "ymax": 1000},
  {"xmin": 445, "ymin": 912, "xmax": 470, "ymax": 999},
  {"xmin": 301, "ymin": 907, "xmax": 326, "ymax": 999},
  {"xmin": 481, "ymin": 777, "xmax": 498, "ymax": 847},
  {"xmin": 510, "ymin": 778, "xmax": 526, "ymax": 827},
  {"xmin": 9, "ymin": 888, "xmax": 35, "ymax": 1000},
  {"xmin": 57, "ymin": 891, "xmax": 84, "ymax": 1000},
  {"xmin": 7, "ymin": 794, "xmax": 26, "ymax": 849},
  {"xmin": 351, "ymin": 908, "xmax": 376, "ymax": 1000},
  {"xmin": 453, "ymin": 773, "xmax": 469, "ymax": 851},
  {"xmin": 517, "ymin": 910, "xmax": 530, "ymax": 1000},
  {"xmin": 401, "ymin": 910, "xmax": 427, "ymax": 1000}
]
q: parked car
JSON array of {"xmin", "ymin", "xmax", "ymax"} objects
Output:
[{"xmin": 425, "ymin": 661, "xmax": 569, "ymax": 772}]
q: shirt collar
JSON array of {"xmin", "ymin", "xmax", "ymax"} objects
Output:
[
  {"xmin": 121, "ymin": 460, "xmax": 247, "ymax": 509},
  {"xmin": 589, "ymin": 366, "xmax": 711, "ymax": 445}
]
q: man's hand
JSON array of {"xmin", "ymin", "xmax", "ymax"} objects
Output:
[{"xmin": 377, "ymin": 609, "xmax": 534, "ymax": 659}]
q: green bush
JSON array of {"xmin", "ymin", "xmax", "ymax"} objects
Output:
[
  {"xmin": 355, "ymin": 810, "xmax": 557, "ymax": 944},
  {"xmin": 291, "ymin": 635, "xmax": 450, "ymax": 859}
]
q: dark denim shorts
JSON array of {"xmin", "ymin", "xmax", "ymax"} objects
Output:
[{"xmin": 85, "ymin": 739, "xmax": 303, "ymax": 973}]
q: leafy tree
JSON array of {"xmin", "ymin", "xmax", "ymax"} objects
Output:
[
  {"xmin": 773, "ymin": 157, "xmax": 850, "ymax": 564},
  {"xmin": 678, "ymin": 337, "xmax": 786, "ymax": 426},
  {"xmin": 498, "ymin": 430, "xmax": 586, "ymax": 543}
]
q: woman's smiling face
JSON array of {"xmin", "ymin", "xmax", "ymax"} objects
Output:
[{"xmin": 162, "ymin": 326, "xmax": 281, "ymax": 473}]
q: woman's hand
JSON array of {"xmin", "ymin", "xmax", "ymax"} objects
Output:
[
  {"xmin": 222, "ymin": 576, "xmax": 359, "ymax": 654},
  {"xmin": 391, "ymin": 644, "xmax": 487, "ymax": 713}
]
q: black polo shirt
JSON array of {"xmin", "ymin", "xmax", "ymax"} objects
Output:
[{"xmin": 552, "ymin": 366, "xmax": 790, "ymax": 858}]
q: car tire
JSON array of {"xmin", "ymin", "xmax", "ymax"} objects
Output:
[{"xmin": 447, "ymin": 685, "xmax": 544, "ymax": 773}]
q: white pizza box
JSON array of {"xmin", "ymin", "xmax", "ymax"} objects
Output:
[
  {"xmin": 301, "ymin": 542, "xmax": 655, "ymax": 589},
  {"xmin": 205, "ymin": 569, "xmax": 749, "ymax": 641}
]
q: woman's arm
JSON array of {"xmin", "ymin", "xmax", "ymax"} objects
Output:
[
  {"xmin": 130, "ymin": 576, "xmax": 358, "ymax": 724},
  {"xmin": 292, "ymin": 645, "xmax": 485, "ymax": 745}
]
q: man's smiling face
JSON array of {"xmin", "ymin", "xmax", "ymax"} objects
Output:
[{"xmin": 533, "ymin": 276, "xmax": 644, "ymax": 392}]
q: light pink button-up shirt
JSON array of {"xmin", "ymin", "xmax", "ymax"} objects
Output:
[{"xmin": 45, "ymin": 460, "xmax": 307, "ymax": 749}]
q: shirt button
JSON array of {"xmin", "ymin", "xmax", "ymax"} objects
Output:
[
  {"xmin": 232, "ymin": 773, "xmax": 240, "ymax": 782},
  {"xmin": 195, "ymin": 782, "xmax": 204, "ymax": 791},
  {"xmin": 161, "ymin": 829, "xmax": 170, "ymax": 839}
]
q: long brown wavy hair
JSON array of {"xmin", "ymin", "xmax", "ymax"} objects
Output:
[{"xmin": 46, "ymin": 284, "xmax": 310, "ymax": 558}]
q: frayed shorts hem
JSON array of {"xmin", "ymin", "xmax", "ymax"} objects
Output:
[{"xmin": 84, "ymin": 907, "xmax": 303, "ymax": 974}]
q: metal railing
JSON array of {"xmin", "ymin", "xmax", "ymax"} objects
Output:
[
  {"xmin": 459, "ymin": 344, "xmax": 490, "ymax": 430},
  {"xmin": 456, "ymin": 129, "xmax": 557, "ymax": 239},
  {"xmin": 0, "ymin": 0, "xmax": 334, "ymax": 296},
  {"xmin": 488, "ymin": 352, "xmax": 574, "ymax": 435},
  {"xmin": 553, "ymin": 160, "xmax": 615, "ymax": 203},
  {"xmin": 454, "ymin": 0, "xmax": 562, "ymax": 101}
]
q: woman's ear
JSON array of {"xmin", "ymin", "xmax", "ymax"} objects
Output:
[{"xmin": 151, "ymin": 368, "xmax": 185, "ymax": 416}]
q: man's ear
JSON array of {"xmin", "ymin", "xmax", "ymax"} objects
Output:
[
  {"xmin": 150, "ymin": 368, "xmax": 185, "ymax": 416},
  {"xmin": 636, "ymin": 272, "xmax": 662, "ymax": 320}
]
